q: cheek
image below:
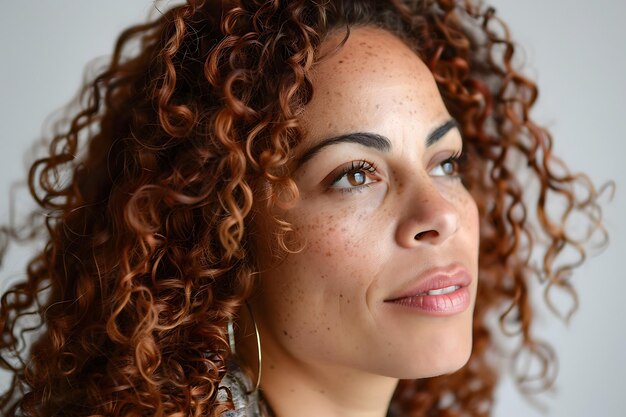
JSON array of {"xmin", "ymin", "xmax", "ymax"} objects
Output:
[
  {"xmin": 290, "ymin": 190, "xmax": 389, "ymax": 260},
  {"xmin": 443, "ymin": 183, "xmax": 479, "ymax": 240},
  {"xmin": 289, "ymin": 210, "xmax": 374, "ymax": 299},
  {"xmin": 255, "ymin": 205, "xmax": 382, "ymax": 347},
  {"xmin": 298, "ymin": 215, "xmax": 351, "ymax": 258},
  {"xmin": 464, "ymin": 193, "xmax": 480, "ymax": 250},
  {"xmin": 458, "ymin": 191, "xmax": 479, "ymax": 234}
]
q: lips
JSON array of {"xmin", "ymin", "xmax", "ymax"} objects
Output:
[{"xmin": 384, "ymin": 264, "xmax": 473, "ymax": 316}]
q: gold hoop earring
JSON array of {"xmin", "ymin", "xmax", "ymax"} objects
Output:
[
  {"xmin": 227, "ymin": 301, "xmax": 262, "ymax": 394},
  {"xmin": 246, "ymin": 301, "xmax": 262, "ymax": 394}
]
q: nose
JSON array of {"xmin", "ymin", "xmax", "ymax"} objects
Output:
[{"xmin": 395, "ymin": 181, "xmax": 459, "ymax": 248}]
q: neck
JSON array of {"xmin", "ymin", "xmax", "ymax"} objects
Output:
[{"xmin": 238, "ymin": 334, "xmax": 398, "ymax": 417}]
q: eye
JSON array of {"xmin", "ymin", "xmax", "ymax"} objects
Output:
[
  {"xmin": 330, "ymin": 160, "xmax": 378, "ymax": 190},
  {"xmin": 430, "ymin": 154, "xmax": 461, "ymax": 177}
]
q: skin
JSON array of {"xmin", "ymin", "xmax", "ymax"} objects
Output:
[{"xmin": 239, "ymin": 26, "xmax": 480, "ymax": 417}]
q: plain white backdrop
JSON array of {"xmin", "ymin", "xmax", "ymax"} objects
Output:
[{"xmin": 0, "ymin": 1, "xmax": 624, "ymax": 416}]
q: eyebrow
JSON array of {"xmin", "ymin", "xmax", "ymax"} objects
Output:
[
  {"xmin": 426, "ymin": 119, "xmax": 459, "ymax": 147},
  {"xmin": 295, "ymin": 118, "xmax": 459, "ymax": 167}
]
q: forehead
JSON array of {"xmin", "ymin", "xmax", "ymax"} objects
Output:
[{"xmin": 299, "ymin": 26, "xmax": 448, "ymax": 146}]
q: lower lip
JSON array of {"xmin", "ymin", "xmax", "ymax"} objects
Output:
[{"xmin": 386, "ymin": 286, "xmax": 471, "ymax": 316}]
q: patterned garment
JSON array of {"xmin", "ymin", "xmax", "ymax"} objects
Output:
[{"xmin": 217, "ymin": 360, "xmax": 266, "ymax": 417}]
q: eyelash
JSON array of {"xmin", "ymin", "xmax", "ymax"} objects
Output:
[
  {"xmin": 329, "ymin": 160, "xmax": 378, "ymax": 194},
  {"xmin": 436, "ymin": 151, "xmax": 464, "ymax": 178},
  {"xmin": 328, "ymin": 151, "xmax": 465, "ymax": 194}
]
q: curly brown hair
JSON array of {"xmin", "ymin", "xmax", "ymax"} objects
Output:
[{"xmin": 0, "ymin": 0, "xmax": 606, "ymax": 416}]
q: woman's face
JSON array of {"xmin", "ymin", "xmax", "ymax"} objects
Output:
[{"xmin": 249, "ymin": 27, "xmax": 479, "ymax": 380}]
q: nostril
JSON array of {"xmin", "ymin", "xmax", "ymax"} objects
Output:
[{"xmin": 414, "ymin": 230, "xmax": 438, "ymax": 240}]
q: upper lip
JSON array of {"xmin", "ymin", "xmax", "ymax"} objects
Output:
[{"xmin": 384, "ymin": 263, "xmax": 472, "ymax": 301}]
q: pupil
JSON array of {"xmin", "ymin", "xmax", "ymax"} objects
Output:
[
  {"xmin": 443, "ymin": 161, "xmax": 453, "ymax": 175},
  {"xmin": 350, "ymin": 171, "xmax": 365, "ymax": 186}
]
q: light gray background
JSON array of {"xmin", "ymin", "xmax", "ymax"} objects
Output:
[{"xmin": 0, "ymin": 1, "xmax": 624, "ymax": 416}]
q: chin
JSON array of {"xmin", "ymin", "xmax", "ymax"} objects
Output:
[
  {"xmin": 413, "ymin": 311, "xmax": 475, "ymax": 378},
  {"xmin": 420, "ymin": 342, "xmax": 473, "ymax": 378},
  {"xmin": 424, "ymin": 327, "xmax": 474, "ymax": 378},
  {"xmin": 382, "ymin": 323, "xmax": 474, "ymax": 380}
]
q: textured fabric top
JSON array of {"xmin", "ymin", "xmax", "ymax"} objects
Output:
[{"xmin": 217, "ymin": 360, "xmax": 264, "ymax": 417}]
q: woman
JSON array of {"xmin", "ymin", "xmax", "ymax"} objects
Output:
[{"xmin": 0, "ymin": 0, "xmax": 605, "ymax": 416}]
